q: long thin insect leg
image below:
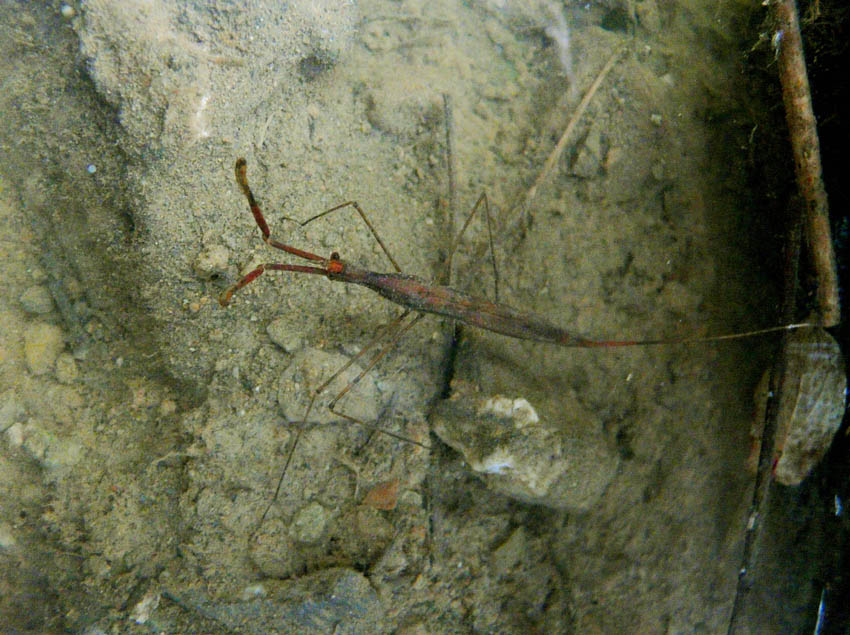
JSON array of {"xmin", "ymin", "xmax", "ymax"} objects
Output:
[
  {"xmin": 481, "ymin": 195, "xmax": 498, "ymax": 301},
  {"xmin": 439, "ymin": 78, "xmax": 498, "ymax": 298},
  {"xmin": 327, "ymin": 313, "xmax": 427, "ymax": 446},
  {"xmin": 258, "ymin": 310, "xmax": 428, "ymax": 523},
  {"xmin": 299, "ymin": 201, "xmax": 402, "ymax": 273},
  {"xmin": 447, "ymin": 192, "xmax": 499, "ymax": 301},
  {"xmin": 256, "ymin": 397, "xmax": 310, "ymax": 527},
  {"xmin": 234, "ymin": 159, "xmax": 327, "ymax": 262},
  {"xmin": 219, "ymin": 262, "xmax": 331, "ymax": 306},
  {"xmin": 308, "ymin": 309, "xmax": 430, "ymax": 447},
  {"xmin": 311, "ymin": 309, "xmax": 412, "ymax": 401}
]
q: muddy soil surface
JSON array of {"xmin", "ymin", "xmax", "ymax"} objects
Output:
[{"xmin": 0, "ymin": 1, "xmax": 800, "ymax": 632}]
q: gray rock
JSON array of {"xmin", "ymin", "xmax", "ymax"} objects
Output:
[
  {"xmin": 168, "ymin": 568, "xmax": 385, "ymax": 634},
  {"xmin": 19, "ymin": 285, "xmax": 54, "ymax": 315},
  {"xmin": 24, "ymin": 322, "xmax": 65, "ymax": 375},
  {"xmin": 432, "ymin": 381, "xmax": 618, "ymax": 510}
]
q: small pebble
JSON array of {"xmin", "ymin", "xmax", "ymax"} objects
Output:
[
  {"xmin": 5, "ymin": 422, "xmax": 24, "ymax": 448},
  {"xmin": 24, "ymin": 322, "xmax": 65, "ymax": 375},
  {"xmin": 491, "ymin": 527, "xmax": 528, "ymax": 577},
  {"xmin": 60, "ymin": 3, "xmax": 75, "ymax": 19},
  {"xmin": 193, "ymin": 245, "xmax": 230, "ymax": 279},
  {"xmin": 355, "ymin": 508, "xmax": 393, "ymax": 542},
  {"xmin": 29, "ymin": 266, "xmax": 48, "ymax": 284},
  {"xmin": 291, "ymin": 501, "xmax": 329, "ymax": 544},
  {"xmin": 19, "ymin": 285, "xmax": 54, "ymax": 315},
  {"xmin": 130, "ymin": 591, "xmax": 160, "ymax": 625},
  {"xmin": 55, "ymin": 352, "xmax": 78, "ymax": 384},
  {"xmin": 267, "ymin": 318, "xmax": 303, "ymax": 353},
  {"xmin": 0, "ymin": 394, "xmax": 26, "ymax": 430}
]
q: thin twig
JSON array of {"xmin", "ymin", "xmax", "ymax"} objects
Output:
[
  {"xmin": 524, "ymin": 47, "xmax": 624, "ymax": 206},
  {"xmin": 774, "ymin": 0, "xmax": 840, "ymax": 325},
  {"xmin": 469, "ymin": 47, "xmax": 624, "ymax": 268}
]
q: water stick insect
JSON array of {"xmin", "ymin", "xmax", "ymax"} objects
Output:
[{"xmin": 219, "ymin": 158, "xmax": 818, "ymax": 518}]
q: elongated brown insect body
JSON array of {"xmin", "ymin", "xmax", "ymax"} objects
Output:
[
  {"xmin": 221, "ymin": 159, "xmax": 813, "ymax": 348},
  {"xmin": 332, "ymin": 266, "xmax": 603, "ymax": 347}
]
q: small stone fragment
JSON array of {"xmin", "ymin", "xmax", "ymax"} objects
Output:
[
  {"xmin": 432, "ymin": 380, "xmax": 618, "ymax": 510},
  {"xmin": 55, "ymin": 352, "xmax": 78, "ymax": 384},
  {"xmin": 250, "ymin": 519, "xmax": 304, "ymax": 579},
  {"xmin": 24, "ymin": 322, "xmax": 65, "ymax": 375},
  {"xmin": 0, "ymin": 392, "xmax": 26, "ymax": 430},
  {"xmin": 193, "ymin": 244, "xmax": 230, "ymax": 279},
  {"xmin": 4, "ymin": 423, "xmax": 24, "ymax": 447},
  {"xmin": 130, "ymin": 590, "xmax": 160, "ymax": 625},
  {"xmin": 291, "ymin": 501, "xmax": 330, "ymax": 544},
  {"xmin": 355, "ymin": 508, "xmax": 394, "ymax": 545},
  {"xmin": 20, "ymin": 422, "xmax": 84, "ymax": 474},
  {"xmin": 171, "ymin": 568, "xmax": 385, "ymax": 633},
  {"xmin": 267, "ymin": 317, "xmax": 303, "ymax": 353},
  {"xmin": 774, "ymin": 328, "xmax": 846, "ymax": 485},
  {"xmin": 19, "ymin": 285, "xmax": 54, "ymax": 315},
  {"xmin": 0, "ymin": 521, "xmax": 17, "ymax": 550},
  {"xmin": 491, "ymin": 527, "xmax": 527, "ymax": 577}
]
